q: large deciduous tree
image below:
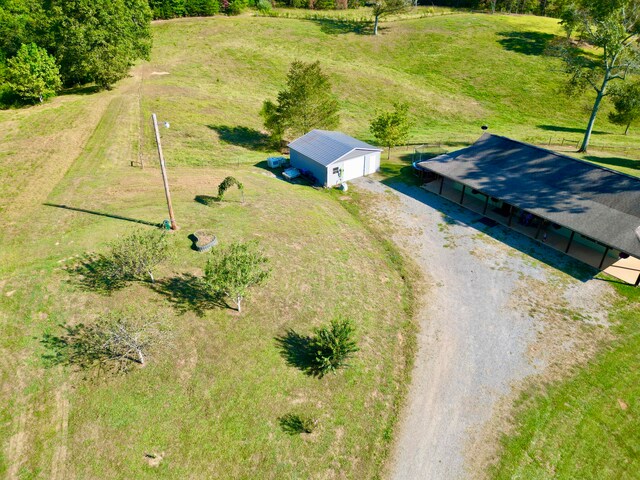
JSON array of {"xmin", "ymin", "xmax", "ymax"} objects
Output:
[
  {"xmin": 49, "ymin": 0, "xmax": 152, "ymax": 89},
  {"xmin": 261, "ymin": 61, "xmax": 339, "ymax": 145},
  {"xmin": 371, "ymin": 0, "xmax": 410, "ymax": 36},
  {"xmin": 552, "ymin": 0, "xmax": 640, "ymax": 152},
  {"xmin": 6, "ymin": 43, "xmax": 61, "ymax": 102},
  {"xmin": 370, "ymin": 102, "xmax": 412, "ymax": 160}
]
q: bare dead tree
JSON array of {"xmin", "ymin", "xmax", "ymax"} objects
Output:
[{"xmin": 42, "ymin": 312, "xmax": 170, "ymax": 373}]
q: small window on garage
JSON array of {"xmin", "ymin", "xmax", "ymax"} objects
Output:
[{"xmin": 332, "ymin": 167, "xmax": 340, "ymax": 174}]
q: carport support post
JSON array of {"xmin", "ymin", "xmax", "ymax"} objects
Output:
[
  {"xmin": 535, "ymin": 219, "xmax": 544, "ymax": 240},
  {"xmin": 598, "ymin": 246, "xmax": 610, "ymax": 270},
  {"xmin": 565, "ymin": 231, "xmax": 575, "ymax": 254},
  {"xmin": 507, "ymin": 207, "xmax": 514, "ymax": 227},
  {"xmin": 482, "ymin": 194, "xmax": 489, "ymax": 215},
  {"xmin": 635, "ymin": 272, "xmax": 640, "ymax": 287},
  {"xmin": 438, "ymin": 175, "xmax": 444, "ymax": 195},
  {"xmin": 459, "ymin": 184, "xmax": 466, "ymax": 205}
]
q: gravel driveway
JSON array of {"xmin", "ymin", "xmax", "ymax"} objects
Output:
[{"xmin": 353, "ymin": 177, "xmax": 614, "ymax": 480}]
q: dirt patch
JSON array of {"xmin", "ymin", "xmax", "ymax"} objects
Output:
[{"xmin": 144, "ymin": 452, "xmax": 165, "ymax": 467}]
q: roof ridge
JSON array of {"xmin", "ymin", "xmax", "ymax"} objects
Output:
[{"xmin": 487, "ymin": 133, "xmax": 640, "ymax": 183}]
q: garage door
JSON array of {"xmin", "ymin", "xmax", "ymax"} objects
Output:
[{"xmin": 341, "ymin": 156, "xmax": 365, "ymax": 182}]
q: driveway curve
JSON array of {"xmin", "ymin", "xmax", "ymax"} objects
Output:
[{"xmin": 354, "ymin": 178, "xmax": 613, "ymax": 480}]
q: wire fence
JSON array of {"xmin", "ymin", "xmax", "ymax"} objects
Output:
[{"xmin": 408, "ymin": 137, "xmax": 640, "ymax": 156}]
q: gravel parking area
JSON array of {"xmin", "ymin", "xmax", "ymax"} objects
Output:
[{"xmin": 354, "ymin": 177, "xmax": 615, "ymax": 480}]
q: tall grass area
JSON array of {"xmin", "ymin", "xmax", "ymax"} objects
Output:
[{"xmin": 491, "ymin": 281, "xmax": 640, "ymax": 479}]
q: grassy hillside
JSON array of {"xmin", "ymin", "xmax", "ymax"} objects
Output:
[{"xmin": 146, "ymin": 13, "xmax": 640, "ymax": 168}]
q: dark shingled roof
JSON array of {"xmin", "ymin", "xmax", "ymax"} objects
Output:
[
  {"xmin": 288, "ymin": 130, "xmax": 381, "ymax": 167},
  {"xmin": 416, "ymin": 133, "xmax": 640, "ymax": 258}
]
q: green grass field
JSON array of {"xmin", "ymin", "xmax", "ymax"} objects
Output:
[
  {"xmin": 491, "ymin": 281, "xmax": 640, "ymax": 480},
  {"xmin": 0, "ymin": 10, "xmax": 639, "ymax": 479}
]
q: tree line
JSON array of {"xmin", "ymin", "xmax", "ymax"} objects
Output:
[
  {"xmin": 0, "ymin": 0, "xmax": 152, "ymax": 102},
  {"xmin": 425, "ymin": 0, "xmax": 572, "ymax": 16}
]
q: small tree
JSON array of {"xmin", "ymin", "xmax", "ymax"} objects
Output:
[
  {"xmin": 608, "ymin": 80, "xmax": 640, "ymax": 134},
  {"xmin": 261, "ymin": 61, "xmax": 339, "ymax": 145},
  {"xmin": 217, "ymin": 176, "xmax": 244, "ymax": 201},
  {"xmin": 371, "ymin": 0, "xmax": 410, "ymax": 36},
  {"xmin": 107, "ymin": 229, "xmax": 170, "ymax": 283},
  {"xmin": 6, "ymin": 43, "xmax": 62, "ymax": 103},
  {"xmin": 370, "ymin": 102, "xmax": 412, "ymax": 160},
  {"xmin": 309, "ymin": 317, "xmax": 358, "ymax": 377},
  {"xmin": 42, "ymin": 312, "xmax": 168, "ymax": 372},
  {"xmin": 204, "ymin": 241, "xmax": 270, "ymax": 313}
]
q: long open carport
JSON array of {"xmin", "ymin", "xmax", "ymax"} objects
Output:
[{"xmin": 416, "ymin": 134, "xmax": 640, "ymax": 285}]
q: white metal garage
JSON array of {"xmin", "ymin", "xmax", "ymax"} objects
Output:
[{"xmin": 288, "ymin": 130, "xmax": 382, "ymax": 187}]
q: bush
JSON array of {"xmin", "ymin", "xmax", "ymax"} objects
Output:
[
  {"xmin": 314, "ymin": 0, "xmax": 335, "ymax": 9},
  {"xmin": 309, "ymin": 317, "xmax": 358, "ymax": 377},
  {"xmin": 224, "ymin": 0, "xmax": 247, "ymax": 14},
  {"xmin": 217, "ymin": 176, "xmax": 244, "ymax": 200},
  {"xmin": 256, "ymin": 0, "xmax": 272, "ymax": 12},
  {"xmin": 6, "ymin": 43, "xmax": 61, "ymax": 103},
  {"xmin": 186, "ymin": 0, "xmax": 221, "ymax": 16}
]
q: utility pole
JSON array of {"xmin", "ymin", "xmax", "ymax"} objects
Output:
[{"xmin": 152, "ymin": 113, "xmax": 178, "ymax": 230}]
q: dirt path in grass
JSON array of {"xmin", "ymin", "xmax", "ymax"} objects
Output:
[
  {"xmin": 50, "ymin": 383, "xmax": 70, "ymax": 480},
  {"xmin": 353, "ymin": 178, "xmax": 615, "ymax": 480}
]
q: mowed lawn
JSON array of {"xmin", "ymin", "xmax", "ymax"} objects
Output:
[
  {"xmin": 0, "ymin": 11, "xmax": 639, "ymax": 480},
  {"xmin": 0, "ymin": 118, "xmax": 416, "ymax": 478}
]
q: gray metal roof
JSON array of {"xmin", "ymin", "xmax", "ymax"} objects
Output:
[
  {"xmin": 416, "ymin": 133, "xmax": 640, "ymax": 258},
  {"xmin": 288, "ymin": 130, "xmax": 381, "ymax": 167}
]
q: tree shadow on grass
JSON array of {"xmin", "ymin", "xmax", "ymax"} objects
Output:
[
  {"xmin": 497, "ymin": 31, "xmax": 556, "ymax": 56},
  {"xmin": 208, "ymin": 125, "xmax": 272, "ymax": 152},
  {"xmin": 537, "ymin": 124, "xmax": 608, "ymax": 135},
  {"xmin": 153, "ymin": 274, "xmax": 229, "ymax": 316},
  {"xmin": 278, "ymin": 413, "xmax": 316, "ymax": 435},
  {"xmin": 275, "ymin": 330, "xmax": 322, "ymax": 377},
  {"xmin": 311, "ymin": 18, "xmax": 373, "ymax": 35},
  {"xmin": 584, "ymin": 155, "xmax": 640, "ymax": 172},
  {"xmin": 60, "ymin": 85, "xmax": 101, "ymax": 96},
  {"xmin": 67, "ymin": 254, "xmax": 127, "ymax": 295},
  {"xmin": 194, "ymin": 195, "xmax": 219, "ymax": 206}
]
